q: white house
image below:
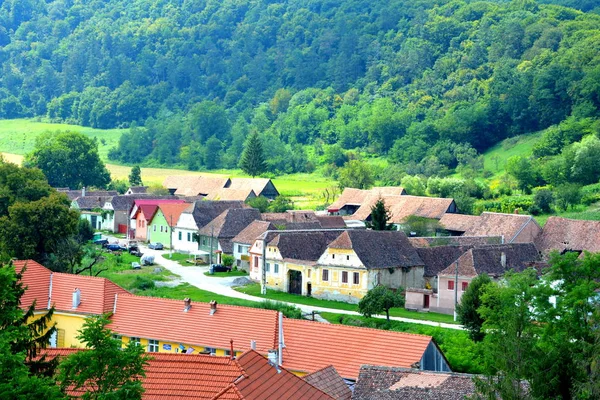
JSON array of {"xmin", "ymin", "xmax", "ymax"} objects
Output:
[{"xmin": 172, "ymin": 204, "xmax": 200, "ymax": 253}]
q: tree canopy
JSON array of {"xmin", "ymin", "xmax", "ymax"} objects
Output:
[
  {"xmin": 25, "ymin": 131, "xmax": 111, "ymax": 189},
  {"xmin": 358, "ymin": 285, "xmax": 405, "ymax": 322}
]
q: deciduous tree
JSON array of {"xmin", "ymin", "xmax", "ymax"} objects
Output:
[
  {"xmin": 358, "ymin": 285, "xmax": 405, "ymax": 322},
  {"xmin": 456, "ymin": 273, "xmax": 491, "ymax": 342}
]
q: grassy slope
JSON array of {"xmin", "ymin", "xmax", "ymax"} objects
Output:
[
  {"xmin": 482, "ymin": 132, "xmax": 543, "ymax": 177},
  {"xmin": 0, "ymin": 119, "xmax": 125, "ymax": 160}
]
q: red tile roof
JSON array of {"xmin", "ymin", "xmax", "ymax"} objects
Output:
[
  {"xmin": 281, "ymin": 319, "xmax": 433, "ymax": 380},
  {"xmin": 17, "ymin": 260, "xmax": 129, "ymax": 314},
  {"xmin": 109, "ymin": 295, "xmax": 279, "ymax": 353},
  {"xmin": 535, "ymin": 216, "xmax": 600, "ymax": 255},
  {"xmin": 41, "ymin": 349, "xmax": 246, "ymax": 399},
  {"xmin": 214, "ymin": 350, "xmax": 334, "ymax": 400},
  {"xmin": 158, "ymin": 203, "xmax": 192, "ymax": 227}
]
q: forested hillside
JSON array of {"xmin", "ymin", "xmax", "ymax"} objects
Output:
[{"xmin": 1, "ymin": 0, "xmax": 599, "ymax": 174}]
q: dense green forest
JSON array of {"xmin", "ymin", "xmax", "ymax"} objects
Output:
[{"xmin": 1, "ymin": 0, "xmax": 600, "ymax": 177}]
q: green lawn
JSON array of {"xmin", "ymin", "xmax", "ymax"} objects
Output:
[
  {"xmin": 0, "ymin": 119, "xmax": 127, "ymax": 161},
  {"xmin": 482, "ymin": 131, "xmax": 542, "ymax": 177},
  {"xmin": 320, "ymin": 312, "xmax": 483, "ymax": 374},
  {"xmin": 235, "ymin": 283, "xmax": 458, "ymax": 324},
  {"xmin": 533, "ymin": 203, "xmax": 600, "ymax": 226},
  {"xmin": 204, "ymin": 270, "xmax": 248, "ymax": 277},
  {"xmin": 95, "ymin": 251, "xmax": 173, "ymax": 290},
  {"xmin": 163, "ymin": 252, "xmax": 203, "ymax": 266}
]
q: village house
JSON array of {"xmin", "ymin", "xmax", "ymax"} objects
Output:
[
  {"xmin": 42, "ymin": 349, "xmax": 335, "ymax": 400},
  {"xmin": 58, "ymin": 187, "xmax": 118, "ymax": 201},
  {"xmin": 263, "ymin": 210, "xmax": 347, "ymax": 229},
  {"xmin": 433, "ymin": 243, "xmax": 541, "ymax": 315},
  {"xmin": 163, "ymin": 175, "xmax": 279, "ymax": 199},
  {"xmin": 327, "ymin": 186, "xmax": 407, "ymax": 216},
  {"xmin": 196, "ymin": 208, "xmax": 262, "ymax": 263},
  {"xmin": 125, "ymin": 186, "xmax": 148, "ymax": 195},
  {"xmin": 71, "ymin": 194, "xmax": 113, "ymax": 230},
  {"xmin": 353, "ymin": 366, "xmax": 477, "ymax": 400},
  {"xmin": 100, "ymin": 194, "xmax": 174, "ymax": 233},
  {"xmin": 130, "ymin": 199, "xmax": 187, "ymax": 241},
  {"xmin": 19, "ymin": 260, "xmax": 452, "ymax": 382},
  {"xmin": 171, "ymin": 200, "xmax": 247, "ymax": 256},
  {"xmin": 441, "ymin": 211, "xmax": 542, "ymax": 243},
  {"xmin": 250, "ymin": 230, "xmax": 425, "ymax": 303},
  {"xmin": 535, "ymin": 216, "xmax": 600, "ymax": 256},
  {"xmin": 231, "ymin": 220, "xmax": 276, "ymax": 271},
  {"xmin": 147, "ymin": 202, "xmax": 190, "ymax": 247}
]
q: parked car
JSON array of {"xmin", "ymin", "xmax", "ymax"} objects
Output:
[
  {"xmin": 106, "ymin": 243, "xmax": 127, "ymax": 251},
  {"xmin": 130, "ymin": 249, "xmax": 143, "ymax": 257},
  {"xmin": 209, "ymin": 264, "xmax": 231, "ymax": 274},
  {"xmin": 148, "ymin": 242, "xmax": 164, "ymax": 250},
  {"xmin": 93, "ymin": 238, "xmax": 109, "ymax": 246},
  {"xmin": 131, "ymin": 262, "xmax": 141, "ymax": 270},
  {"xmin": 127, "ymin": 240, "xmax": 139, "ymax": 250}
]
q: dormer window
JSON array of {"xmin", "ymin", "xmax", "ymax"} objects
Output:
[{"xmin": 332, "ymin": 254, "xmax": 335, "ymax": 259}]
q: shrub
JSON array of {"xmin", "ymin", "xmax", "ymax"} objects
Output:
[
  {"xmin": 132, "ymin": 276, "xmax": 155, "ymax": 291},
  {"xmin": 258, "ymin": 300, "xmax": 302, "ymax": 319}
]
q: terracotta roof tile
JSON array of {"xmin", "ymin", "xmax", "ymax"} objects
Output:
[
  {"xmin": 408, "ymin": 236, "xmax": 503, "ymax": 248},
  {"xmin": 353, "ymin": 366, "xmax": 477, "ymax": 400},
  {"xmin": 535, "ymin": 216, "xmax": 600, "ymax": 255},
  {"xmin": 328, "ymin": 187, "xmax": 406, "ymax": 212},
  {"xmin": 173, "ymin": 176, "xmax": 231, "ymax": 197},
  {"xmin": 204, "ymin": 188, "xmax": 256, "ymax": 201},
  {"xmin": 109, "ymin": 295, "xmax": 279, "ymax": 353},
  {"xmin": 268, "ymin": 231, "xmax": 342, "ymax": 262},
  {"xmin": 17, "ymin": 260, "xmax": 129, "ymax": 314},
  {"xmin": 41, "ymin": 349, "xmax": 246, "ymax": 399},
  {"xmin": 198, "ymin": 208, "xmax": 262, "ymax": 238},
  {"xmin": 281, "ymin": 319, "xmax": 433, "ymax": 380},
  {"xmin": 352, "ymin": 195, "xmax": 455, "ymax": 223},
  {"xmin": 463, "ymin": 212, "xmax": 541, "ymax": 243},
  {"xmin": 439, "ymin": 213, "xmax": 481, "ymax": 233},
  {"xmin": 416, "ymin": 246, "xmax": 473, "ymax": 277},
  {"xmin": 191, "ymin": 201, "xmax": 249, "ymax": 229},
  {"xmin": 228, "ymin": 178, "xmax": 274, "ymax": 196},
  {"xmin": 214, "ymin": 350, "xmax": 334, "ymax": 400},
  {"xmin": 232, "ymin": 221, "xmax": 276, "ymax": 245},
  {"xmin": 303, "ymin": 366, "xmax": 352, "ymax": 400},
  {"xmin": 438, "ymin": 243, "xmax": 541, "ymax": 278},
  {"xmin": 158, "ymin": 203, "xmax": 191, "ymax": 227}
]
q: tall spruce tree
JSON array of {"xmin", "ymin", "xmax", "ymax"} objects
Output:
[
  {"xmin": 366, "ymin": 199, "xmax": 395, "ymax": 230},
  {"xmin": 128, "ymin": 165, "xmax": 143, "ymax": 186},
  {"xmin": 239, "ymin": 132, "xmax": 267, "ymax": 178}
]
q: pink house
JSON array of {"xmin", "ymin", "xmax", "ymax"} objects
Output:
[{"xmin": 130, "ymin": 199, "xmax": 186, "ymax": 241}]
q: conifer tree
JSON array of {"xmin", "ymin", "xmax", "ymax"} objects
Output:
[
  {"xmin": 128, "ymin": 165, "xmax": 143, "ymax": 186},
  {"xmin": 366, "ymin": 199, "xmax": 394, "ymax": 230},
  {"xmin": 239, "ymin": 132, "xmax": 267, "ymax": 178}
]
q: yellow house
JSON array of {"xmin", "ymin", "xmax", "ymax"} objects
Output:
[
  {"xmin": 251, "ymin": 230, "xmax": 426, "ymax": 303},
  {"xmin": 17, "ymin": 259, "xmax": 128, "ymax": 348}
]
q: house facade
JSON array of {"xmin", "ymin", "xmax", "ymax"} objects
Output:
[
  {"xmin": 196, "ymin": 208, "xmax": 261, "ymax": 257},
  {"xmin": 147, "ymin": 203, "xmax": 190, "ymax": 246},
  {"xmin": 231, "ymin": 220, "xmax": 275, "ymax": 271},
  {"xmin": 172, "ymin": 205, "xmax": 201, "ymax": 254}
]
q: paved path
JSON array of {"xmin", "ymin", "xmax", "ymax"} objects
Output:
[{"xmin": 135, "ymin": 243, "xmax": 463, "ymax": 330}]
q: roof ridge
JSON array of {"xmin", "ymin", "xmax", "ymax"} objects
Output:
[
  {"xmin": 116, "ymin": 293, "xmax": 278, "ymax": 313},
  {"xmin": 362, "ymin": 365, "xmax": 479, "ymax": 378},
  {"xmin": 285, "ymin": 318, "xmax": 433, "ymax": 339}
]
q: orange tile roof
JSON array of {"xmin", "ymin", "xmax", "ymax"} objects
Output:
[
  {"xmin": 214, "ymin": 350, "xmax": 334, "ymax": 400},
  {"xmin": 109, "ymin": 295, "xmax": 279, "ymax": 353},
  {"xmin": 281, "ymin": 319, "xmax": 433, "ymax": 380},
  {"xmin": 41, "ymin": 349, "xmax": 246, "ymax": 399},
  {"xmin": 158, "ymin": 202, "xmax": 192, "ymax": 227},
  {"xmin": 17, "ymin": 260, "xmax": 129, "ymax": 314}
]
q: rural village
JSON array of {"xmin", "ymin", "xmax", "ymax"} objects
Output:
[{"xmin": 15, "ymin": 175, "xmax": 599, "ymax": 399}]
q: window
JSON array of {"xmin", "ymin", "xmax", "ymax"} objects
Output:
[
  {"xmin": 130, "ymin": 337, "xmax": 141, "ymax": 346},
  {"xmin": 322, "ymin": 269, "xmax": 329, "ymax": 281},
  {"xmin": 202, "ymin": 238, "xmax": 207, "ymax": 246},
  {"xmin": 353, "ymin": 272, "xmax": 360, "ymax": 285},
  {"xmin": 142, "ymin": 220, "xmax": 145, "ymax": 227},
  {"xmin": 178, "ymin": 231, "xmax": 182, "ymax": 240},
  {"xmin": 153, "ymin": 225, "xmax": 156, "ymax": 232},
  {"xmin": 187, "ymin": 232, "xmax": 191, "ymax": 242},
  {"xmin": 274, "ymin": 264, "xmax": 279, "ymax": 273},
  {"xmin": 307, "ymin": 269, "xmax": 311, "ymax": 277},
  {"xmin": 238, "ymin": 244, "xmax": 242, "ymax": 253},
  {"xmin": 341, "ymin": 271, "xmax": 348, "ymax": 283},
  {"xmin": 346, "ymin": 255, "xmax": 350, "ymax": 261},
  {"xmin": 224, "ymin": 349, "xmax": 231, "ymax": 356},
  {"xmin": 448, "ymin": 280, "xmax": 455, "ymax": 290},
  {"xmin": 332, "ymin": 254, "xmax": 335, "ymax": 259},
  {"xmin": 265, "ymin": 263, "xmax": 270, "ymax": 272},
  {"xmin": 148, "ymin": 339, "xmax": 159, "ymax": 352},
  {"xmin": 160, "ymin": 226, "xmax": 163, "ymax": 233},
  {"xmin": 462, "ymin": 282, "xmax": 469, "ymax": 291},
  {"xmin": 205, "ymin": 347, "xmax": 216, "ymax": 355},
  {"xmin": 112, "ymin": 334, "xmax": 122, "ymax": 342}
]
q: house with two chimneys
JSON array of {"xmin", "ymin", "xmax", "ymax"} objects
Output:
[{"xmin": 19, "ymin": 259, "xmax": 451, "ymax": 387}]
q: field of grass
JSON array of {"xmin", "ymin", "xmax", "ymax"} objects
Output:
[
  {"xmin": 236, "ymin": 283, "xmax": 458, "ymax": 324},
  {"xmin": 0, "ymin": 119, "xmax": 126, "ymax": 160},
  {"xmin": 204, "ymin": 270, "xmax": 248, "ymax": 277},
  {"xmin": 534, "ymin": 203, "xmax": 600, "ymax": 226},
  {"xmin": 482, "ymin": 131, "xmax": 542, "ymax": 177}
]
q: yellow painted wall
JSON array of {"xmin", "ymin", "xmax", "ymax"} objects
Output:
[
  {"xmin": 312, "ymin": 267, "xmax": 368, "ymax": 300},
  {"xmin": 31, "ymin": 311, "xmax": 89, "ymax": 348},
  {"xmin": 119, "ymin": 336, "xmax": 242, "ymax": 357}
]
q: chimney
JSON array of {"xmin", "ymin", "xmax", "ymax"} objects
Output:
[
  {"xmin": 209, "ymin": 300, "xmax": 217, "ymax": 315},
  {"xmin": 183, "ymin": 298, "xmax": 192, "ymax": 312},
  {"xmin": 250, "ymin": 340, "xmax": 256, "ymax": 350},
  {"xmin": 82, "ymin": 187, "xmax": 86, "ymax": 197},
  {"xmin": 72, "ymin": 288, "xmax": 81, "ymax": 309},
  {"xmin": 501, "ymin": 252, "xmax": 506, "ymax": 269},
  {"xmin": 267, "ymin": 349, "xmax": 278, "ymax": 365},
  {"xmin": 230, "ymin": 339, "xmax": 235, "ymax": 360}
]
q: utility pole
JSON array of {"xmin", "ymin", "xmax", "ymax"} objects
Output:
[
  {"xmin": 261, "ymin": 235, "xmax": 267, "ymax": 295},
  {"xmin": 453, "ymin": 260, "xmax": 459, "ymax": 322},
  {"xmin": 169, "ymin": 215, "xmax": 173, "ymax": 259},
  {"xmin": 210, "ymin": 226, "xmax": 214, "ymax": 265}
]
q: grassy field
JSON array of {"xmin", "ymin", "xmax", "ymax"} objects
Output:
[
  {"xmin": 0, "ymin": 119, "xmax": 126, "ymax": 160},
  {"xmin": 236, "ymin": 283, "xmax": 458, "ymax": 324},
  {"xmin": 204, "ymin": 270, "xmax": 248, "ymax": 277},
  {"xmin": 482, "ymin": 131, "xmax": 542, "ymax": 177}
]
